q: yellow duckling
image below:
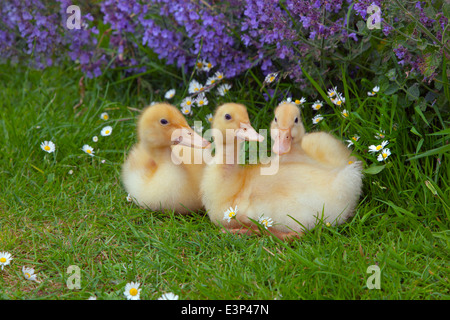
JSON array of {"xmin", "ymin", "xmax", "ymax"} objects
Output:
[
  {"xmin": 271, "ymin": 102, "xmax": 356, "ymax": 167},
  {"xmin": 122, "ymin": 103, "xmax": 210, "ymax": 214},
  {"xmin": 201, "ymin": 103, "xmax": 363, "ymax": 240},
  {"xmin": 200, "ymin": 103, "xmax": 265, "ymax": 231}
]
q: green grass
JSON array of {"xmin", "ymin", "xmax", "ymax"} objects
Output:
[{"xmin": 0, "ymin": 63, "xmax": 448, "ymax": 300}]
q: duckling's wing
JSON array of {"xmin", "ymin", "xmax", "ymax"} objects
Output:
[{"xmin": 301, "ymin": 132, "xmax": 353, "ymax": 168}]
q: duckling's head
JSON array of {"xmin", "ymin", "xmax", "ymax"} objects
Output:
[
  {"xmin": 270, "ymin": 102, "xmax": 306, "ymax": 155},
  {"xmin": 212, "ymin": 103, "xmax": 264, "ymax": 144},
  {"xmin": 137, "ymin": 103, "xmax": 210, "ymax": 149}
]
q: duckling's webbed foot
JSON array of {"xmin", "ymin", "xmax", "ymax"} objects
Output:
[{"xmin": 268, "ymin": 229, "xmax": 303, "ymax": 241}]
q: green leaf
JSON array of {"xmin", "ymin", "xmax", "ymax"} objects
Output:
[
  {"xmin": 444, "ymin": 3, "xmax": 450, "ymax": 19},
  {"xmin": 384, "ymin": 83, "xmax": 399, "ymax": 95},
  {"xmin": 407, "ymin": 84, "xmax": 420, "ymax": 101},
  {"xmin": 407, "ymin": 144, "xmax": 450, "ymax": 160},
  {"xmin": 363, "ymin": 165, "xmax": 386, "ymax": 175}
]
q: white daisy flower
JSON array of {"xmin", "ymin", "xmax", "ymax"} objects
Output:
[
  {"xmin": 126, "ymin": 194, "xmax": 132, "ymax": 202},
  {"xmin": 312, "ymin": 114, "xmax": 324, "ymax": 125},
  {"xmin": 374, "ymin": 130, "xmax": 386, "ymax": 140},
  {"xmin": 88, "ymin": 296, "xmax": 97, "ymax": 300},
  {"xmin": 92, "ymin": 136, "xmax": 98, "ymax": 142},
  {"xmin": 203, "ymin": 61, "xmax": 213, "ymax": 72},
  {"xmin": 205, "ymin": 113, "xmax": 213, "ymax": 123},
  {"xmin": 124, "ymin": 282, "xmax": 141, "ymax": 300},
  {"xmin": 22, "ymin": 266, "xmax": 38, "ymax": 282},
  {"xmin": 40, "ymin": 141, "xmax": 56, "ymax": 153},
  {"xmin": 82, "ymin": 144, "xmax": 95, "ymax": 156},
  {"xmin": 195, "ymin": 93, "xmax": 208, "ymax": 107},
  {"xmin": 181, "ymin": 97, "xmax": 194, "ymax": 109},
  {"xmin": 265, "ymin": 72, "xmax": 278, "ymax": 84},
  {"xmin": 214, "ymin": 71, "xmax": 224, "ymax": 80},
  {"xmin": 164, "ymin": 89, "xmax": 176, "ymax": 99},
  {"xmin": 332, "ymin": 94, "xmax": 345, "ymax": 106},
  {"xmin": 223, "ymin": 206, "xmax": 238, "ymax": 222},
  {"xmin": 158, "ymin": 292, "xmax": 179, "ymax": 300},
  {"xmin": 205, "ymin": 76, "xmax": 218, "ymax": 86},
  {"xmin": 345, "ymin": 135, "xmax": 360, "ymax": 147},
  {"xmin": 294, "ymin": 97, "xmax": 306, "ymax": 106},
  {"xmin": 101, "ymin": 126, "xmax": 113, "ymax": 136},
  {"xmin": 181, "ymin": 105, "xmax": 192, "ymax": 116},
  {"xmin": 311, "ymin": 100, "xmax": 323, "ymax": 111},
  {"xmin": 68, "ymin": 169, "xmax": 73, "ymax": 175},
  {"xmin": 258, "ymin": 215, "xmax": 274, "ymax": 229},
  {"xmin": 195, "ymin": 59, "xmax": 205, "ymax": 71},
  {"xmin": 217, "ymin": 84, "xmax": 231, "ymax": 96},
  {"xmin": 0, "ymin": 252, "xmax": 12, "ymax": 270},
  {"xmin": 188, "ymin": 80, "xmax": 203, "ymax": 94},
  {"xmin": 369, "ymin": 140, "xmax": 389, "ymax": 153},
  {"xmin": 368, "ymin": 86, "xmax": 380, "ymax": 96},
  {"xmin": 377, "ymin": 148, "xmax": 391, "ymax": 162},
  {"xmin": 341, "ymin": 109, "xmax": 350, "ymax": 118},
  {"xmin": 100, "ymin": 112, "xmax": 109, "ymax": 121},
  {"xmin": 327, "ymin": 87, "xmax": 337, "ymax": 98}
]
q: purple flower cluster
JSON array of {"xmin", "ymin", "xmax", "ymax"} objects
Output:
[
  {"xmin": 0, "ymin": 0, "xmax": 102, "ymax": 77},
  {"xmin": 0, "ymin": 0, "xmax": 448, "ymax": 84}
]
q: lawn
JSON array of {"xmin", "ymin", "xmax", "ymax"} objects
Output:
[{"xmin": 0, "ymin": 62, "xmax": 448, "ymax": 300}]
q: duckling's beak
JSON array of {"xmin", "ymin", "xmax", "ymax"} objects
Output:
[
  {"xmin": 272, "ymin": 128, "xmax": 291, "ymax": 155},
  {"xmin": 235, "ymin": 122, "xmax": 264, "ymax": 142},
  {"xmin": 172, "ymin": 127, "xmax": 211, "ymax": 149}
]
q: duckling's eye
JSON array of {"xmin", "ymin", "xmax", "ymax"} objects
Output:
[
  {"xmin": 160, "ymin": 119, "xmax": 168, "ymax": 125},
  {"xmin": 225, "ymin": 114, "xmax": 232, "ymax": 120},
  {"xmin": 274, "ymin": 117, "xmax": 277, "ymax": 123},
  {"xmin": 294, "ymin": 117, "xmax": 298, "ymax": 123}
]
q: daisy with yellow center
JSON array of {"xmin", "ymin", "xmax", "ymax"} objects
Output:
[
  {"xmin": 214, "ymin": 71, "xmax": 224, "ymax": 80},
  {"xmin": 258, "ymin": 215, "xmax": 274, "ymax": 229},
  {"xmin": 312, "ymin": 114, "xmax": 324, "ymax": 125},
  {"xmin": 294, "ymin": 97, "xmax": 306, "ymax": 106},
  {"xmin": 124, "ymin": 282, "xmax": 141, "ymax": 300},
  {"xmin": 181, "ymin": 105, "xmax": 192, "ymax": 116},
  {"xmin": 188, "ymin": 80, "xmax": 203, "ymax": 94},
  {"xmin": 92, "ymin": 136, "xmax": 98, "ymax": 142},
  {"xmin": 82, "ymin": 144, "xmax": 95, "ymax": 156},
  {"xmin": 377, "ymin": 148, "xmax": 391, "ymax": 162},
  {"xmin": 368, "ymin": 85, "xmax": 380, "ymax": 96},
  {"xmin": 327, "ymin": 87, "xmax": 337, "ymax": 98},
  {"xmin": 101, "ymin": 126, "xmax": 113, "ymax": 137},
  {"xmin": 223, "ymin": 205, "xmax": 238, "ymax": 223},
  {"xmin": 203, "ymin": 61, "xmax": 213, "ymax": 72},
  {"xmin": 181, "ymin": 97, "xmax": 194, "ymax": 109},
  {"xmin": 40, "ymin": 141, "xmax": 56, "ymax": 153},
  {"xmin": 265, "ymin": 72, "xmax": 278, "ymax": 84},
  {"xmin": 196, "ymin": 61, "xmax": 204, "ymax": 70},
  {"xmin": 368, "ymin": 140, "xmax": 389, "ymax": 153},
  {"xmin": 217, "ymin": 84, "xmax": 231, "ymax": 96},
  {"xmin": 345, "ymin": 135, "xmax": 360, "ymax": 147},
  {"xmin": 374, "ymin": 130, "xmax": 385, "ymax": 140},
  {"xmin": 333, "ymin": 95, "xmax": 345, "ymax": 106},
  {"xmin": 206, "ymin": 76, "xmax": 217, "ymax": 86},
  {"xmin": 0, "ymin": 252, "xmax": 12, "ymax": 270},
  {"xmin": 22, "ymin": 266, "xmax": 38, "ymax": 282},
  {"xmin": 195, "ymin": 93, "xmax": 208, "ymax": 107},
  {"xmin": 311, "ymin": 100, "xmax": 323, "ymax": 111},
  {"xmin": 341, "ymin": 109, "xmax": 349, "ymax": 118},
  {"xmin": 165, "ymin": 89, "xmax": 176, "ymax": 99},
  {"xmin": 205, "ymin": 113, "xmax": 213, "ymax": 123},
  {"xmin": 100, "ymin": 112, "xmax": 109, "ymax": 121}
]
